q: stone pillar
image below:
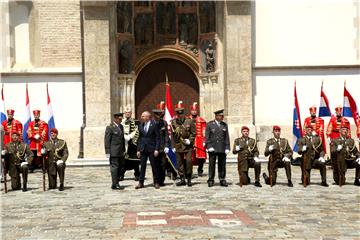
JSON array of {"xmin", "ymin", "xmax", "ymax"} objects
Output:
[
  {"xmin": 83, "ymin": 2, "xmax": 112, "ymax": 158},
  {"xmin": 224, "ymin": 1, "xmax": 254, "ymax": 139},
  {"xmin": 117, "ymin": 74, "xmax": 136, "ymax": 113}
]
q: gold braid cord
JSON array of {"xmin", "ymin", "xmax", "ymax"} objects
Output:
[{"xmin": 54, "ymin": 141, "xmax": 66, "ymax": 160}]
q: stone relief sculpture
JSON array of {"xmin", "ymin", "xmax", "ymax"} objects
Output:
[
  {"xmin": 119, "ymin": 41, "xmax": 132, "ymax": 74},
  {"xmin": 199, "ymin": 2, "xmax": 216, "ymax": 33},
  {"xmin": 179, "ymin": 14, "xmax": 197, "ymax": 45},
  {"xmin": 134, "ymin": 14, "xmax": 153, "ymax": 45},
  {"xmin": 117, "ymin": 2, "xmax": 132, "ymax": 33},
  {"xmin": 205, "ymin": 43, "xmax": 215, "ymax": 72},
  {"xmin": 156, "ymin": 2, "xmax": 176, "ymax": 35}
]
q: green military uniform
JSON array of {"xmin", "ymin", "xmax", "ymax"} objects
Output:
[
  {"xmin": 264, "ymin": 137, "xmax": 293, "ymax": 186},
  {"xmin": 330, "ymin": 136, "xmax": 360, "ymax": 186},
  {"xmin": 232, "ymin": 136, "xmax": 261, "ymax": 185},
  {"xmin": 3, "ymin": 141, "xmax": 33, "ymax": 191},
  {"xmin": 42, "ymin": 138, "xmax": 68, "ymax": 190},
  {"xmin": 171, "ymin": 117, "xmax": 195, "ymax": 184},
  {"xmin": 297, "ymin": 134, "xmax": 327, "ymax": 186}
]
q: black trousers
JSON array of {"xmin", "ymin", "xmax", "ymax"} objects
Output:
[
  {"xmin": 207, "ymin": 152, "xmax": 226, "ymax": 183},
  {"xmin": 109, "ymin": 156, "xmax": 124, "ymax": 185},
  {"xmin": 139, "ymin": 150, "xmax": 159, "ymax": 184},
  {"xmin": 155, "ymin": 152, "xmax": 167, "ymax": 184},
  {"xmin": 197, "ymin": 158, "xmax": 206, "ymax": 174}
]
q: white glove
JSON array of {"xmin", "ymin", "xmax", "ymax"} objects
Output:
[
  {"xmin": 105, "ymin": 154, "xmax": 110, "ymax": 158},
  {"xmin": 56, "ymin": 160, "xmax": 64, "ymax": 165},
  {"xmin": 327, "ymin": 138, "xmax": 331, "ymax": 144},
  {"xmin": 282, "ymin": 156, "xmax": 291, "ymax": 162},
  {"xmin": 20, "ymin": 162, "xmax": 28, "ymax": 167},
  {"xmin": 164, "ymin": 147, "xmax": 169, "ymax": 154},
  {"xmin": 208, "ymin": 147, "xmax": 215, "ymax": 152},
  {"xmin": 254, "ymin": 157, "xmax": 260, "ymax": 162},
  {"xmin": 225, "ymin": 149, "xmax": 230, "ymax": 155},
  {"xmin": 203, "ymin": 142, "xmax": 206, "ymax": 147},
  {"xmin": 319, "ymin": 157, "xmax": 325, "ymax": 163},
  {"xmin": 1, "ymin": 150, "xmax": 7, "ymax": 155},
  {"xmin": 34, "ymin": 134, "xmax": 40, "ymax": 140},
  {"xmin": 172, "ymin": 148, "xmax": 176, "ymax": 153},
  {"xmin": 356, "ymin": 158, "xmax": 360, "ymax": 164},
  {"xmin": 235, "ymin": 145, "xmax": 240, "ymax": 151},
  {"xmin": 124, "ymin": 135, "xmax": 131, "ymax": 142},
  {"xmin": 269, "ymin": 145, "xmax": 274, "ymax": 152},
  {"xmin": 337, "ymin": 145, "xmax": 343, "ymax": 152},
  {"xmin": 184, "ymin": 139, "xmax": 191, "ymax": 145},
  {"xmin": 302, "ymin": 145, "xmax": 307, "ymax": 152},
  {"xmin": 41, "ymin": 148, "xmax": 46, "ymax": 155}
]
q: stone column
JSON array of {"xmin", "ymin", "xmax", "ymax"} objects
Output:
[{"xmin": 224, "ymin": 1, "xmax": 254, "ymax": 139}]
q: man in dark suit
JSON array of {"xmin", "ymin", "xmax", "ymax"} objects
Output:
[
  {"xmin": 205, "ymin": 109, "xmax": 230, "ymax": 187},
  {"xmin": 136, "ymin": 111, "xmax": 160, "ymax": 189},
  {"xmin": 104, "ymin": 113, "xmax": 125, "ymax": 190}
]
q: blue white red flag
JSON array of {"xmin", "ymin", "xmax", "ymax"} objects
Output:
[
  {"xmin": 47, "ymin": 83, "xmax": 56, "ymax": 135},
  {"xmin": 343, "ymin": 83, "xmax": 359, "ymax": 126},
  {"xmin": 164, "ymin": 74, "xmax": 177, "ymax": 171},
  {"xmin": 292, "ymin": 82, "xmax": 303, "ymax": 152},
  {"xmin": 22, "ymin": 84, "xmax": 31, "ymax": 144},
  {"xmin": 0, "ymin": 84, "xmax": 6, "ymax": 124},
  {"xmin": 318, "ymin": 82, "xmax": 331, "ymax": 117}
]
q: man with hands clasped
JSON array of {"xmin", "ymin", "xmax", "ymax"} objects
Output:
[{"xmin": 205, "ymin": 109, "xmax": 230, "ymax": 187}]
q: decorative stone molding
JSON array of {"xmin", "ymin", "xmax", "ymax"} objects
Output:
[{"xmin": 199, "ymin": 72, "xmax": 218, "ymax": 85}]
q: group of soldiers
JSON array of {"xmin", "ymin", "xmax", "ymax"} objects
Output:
[
  {"xmin": 1, "ymin": 109, "xmax": 68, "ymax": 192},
  {"xmin": 104, "ymin": 102, "xmax": 360, "ymax": 190}
]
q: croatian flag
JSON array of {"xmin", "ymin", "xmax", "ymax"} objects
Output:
[
  {"xmin": 292, "ymin": 82, "xmax": 303, "ymax": 152},
  {"xmin": 164, "ymin": 74, "xmax": 177, "ymax": 171},
  {"xmin": 0, "ymin": 84, "xmax": 6, "ymax": 124},
  {"xmin": 22, "ymin": 84, "xmax": 31, "ymax": 144},
  {"xmin": 318, "ymin": 82, "xmax": 331, "ymax": 117},
  {"xmin": 343, "ymin": 84, "xmax": 359, "ymax": 126},
  {"xmin": 47, "ymin": 83, "xmax": 56, "ymax": 135}
]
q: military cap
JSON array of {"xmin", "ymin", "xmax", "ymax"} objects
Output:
[
  {"xmin": 7, "ymin": 109, "xmax": 15, "ymax": 115},
  {"xmin": 50, "ymin": 128, "xmax": 58, "ymax": 134},
  {"xmin": 273, "ymin": 125, "xmax": 281, "ymax": 131},
  {"xmin": 113, "ymin": 112, "xmax": 123, "ymax": 117},
  {"xmin": 214, "ymin": 109, "xmax": 224, "ymax": 116},
  {"xmin": 241, "ymin": 126, "xmax": 249, "ymax": 131},
  {"xmin": 175, "ymin": 101, "xmax": 184, "ymax": 112}
]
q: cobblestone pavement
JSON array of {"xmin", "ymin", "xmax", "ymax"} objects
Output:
[{"xmin": 1, "ymin": 163, "xmax": 359, "ymax": 239}]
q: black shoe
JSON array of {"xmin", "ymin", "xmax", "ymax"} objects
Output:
[
  {"xmin": 220, "ymin": 180, "xmax": 228, "ymax": 187},
  {"xmin": 321, "ymin": 181, "xmax": 329, "ymax": 187},
  {"xmin": 262, "ymin": 173, "xmax": 269, "ymax": 184},
  {"xmin": 288, "ymin": 180, "xmax": 293, "ymax": 187},
  {"xmin": 22, "ymin": 186, "xmax": 27, "ymax": 192},
  {"xmin": 208, "ymin": 181, "xmax": 214, "ymax": 187},
  {"xmin": 176, "ymin": 179, "xmax": 186, "ymax": 186},
  {"xmin": 159, "ymin": 182, "xmax": 165, "ymax": 187},
  {"xmin": 354, "ymin": 179, "xmax": 360, "ymax": 186},
  {"xmin": 197, "ymin": 171, "xmax": 203, "ymax": 177},
  {"xmin": 119, "ymin": 175, "xmax": 124, "ymax": 181},
  {"xmin": 134, "ymin": 176, "xmax": 139, "ymax": 181},
  {"xmin": 187, "ymin": 179, "xmax": 192, "ymax": 187},
  {"xmin": 247, "ymin": 176, "xmax": 251, "ymax": 184},
  {"xmin": 154, "ymin": 183, "xmax": 160, "ymax": 189},
  {"xmin": 59, "ymin": 184, "xmax": 64, "ymax": 191},
  {"xmin": 135, "ymin": 183, "xmax": 144, "ymax": 189},
  {"xmin": 254, "ymin": 181, "xmax": 262, "ymax": 187},
  {"xmin": 29, "ymin": 169, "xmax": 34, "ymax": 173}
]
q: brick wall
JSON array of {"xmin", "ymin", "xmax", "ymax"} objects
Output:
[{"xmin": 33, "ymin": 1, "xmax": 81, "ymax": 67}]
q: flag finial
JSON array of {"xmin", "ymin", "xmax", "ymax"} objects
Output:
[{"xmin": 166, "ymin": 73, "xmax": 169, "ymax": 85}]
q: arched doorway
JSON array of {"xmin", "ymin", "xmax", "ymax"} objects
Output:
[{"xmin": 135, "ymin": 58, "xmax": 199, "ymax": 119}]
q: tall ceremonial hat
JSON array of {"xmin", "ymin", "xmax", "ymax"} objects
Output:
[
  {"xmin": 11, "ymin": 130, "xmax": 20, "ymax": 135},
  {"xmin": 335, "ymin": 105, "xmax": 343, "ymax": 114},
  {"xmin": 33, "ymin": 109, "xmax": 41, "ymax": 115},
  {"xmin": 273, "ymin": 125, "xmax": 281, "ymax": 131},
  {"xmin": 340, "ymin": 124, "xmax": 349, "ymax": 129},
  {"xmin": 190, "ymin": 102, "xmax": 198, "ymax": 111},
  {"xmin": 152, "ymin": 101, "xmax": 165, "ymax": 114},
  {"xmin": 124, "ymin": 106, "xmax": 132, "ymax": 113},
  {"xmin": 214, "ymin": 109, "xmax": 224, "ymax": 116},
  {"xmin": 175, "ymin": 100, "xmax": 185, "ymax": 112},
  {"xmin": 7, "ymin": 109, "xmax": 15, "ymax": 115},
  {"xmin": 309, "ymin": 106, "xmax": 317, "ymax": 114}
]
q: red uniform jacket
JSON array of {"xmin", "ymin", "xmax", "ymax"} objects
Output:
[
  {"xmin": 2, "ymin": 119, "xmax": 23, "ymax": 145},
  {"xmin": 303, "ymin": 116, "xmax": 326, "ymax": 153},
  {"xmin": 326, "ymin": 116, "xmax": 351, "ymax": 139},
  {"xmin": 194, "ymin": 116, "xmax": 207, "ymax": 159},
  {"xmin": 27, "ymin": 120, "xmax": 48, "ymax": 155}
]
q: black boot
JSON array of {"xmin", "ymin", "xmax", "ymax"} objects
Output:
[
  {"xmin": 354, "ymin": 179, "xmax": 360, "ymax": 186},
  {"xmin": 22, "ymin": 185, "xmax": 27, "ymax": 192},
  {"xmin": 59, "ymin": 184, "xmax": 64, "ymax": 191},
  {"xmin": 321, "ymin": 181, "xmax": 329, "ymax": 187},
  {"xmin": 288, "ymin": 180, "xmax": 293, "ymax": 187},
  {"xmin": 262, "ymin": 173, "xmax": 269, "ymax": 185},
  {"xmin": 220, "ymin": 180, "xmax": 228, "ymax": 187},
  {"xmin": 176, "ymin": 178, "xmax": 186, "ymax": 186},
  {"xmin": 254, "ymin": 181, "xmax": 262, "ymax": 187},
  {"xmin": 187, "ymin": 178, "xmax": 192, "ymax": 187}
]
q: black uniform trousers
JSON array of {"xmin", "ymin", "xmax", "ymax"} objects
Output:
[
  {"xmin": 207, "ymin": 152, "xmax": 226, "ymax": 183},
  {"xmin": 110, "ymin": 156, "xmax": 124, "ymax": 185},
  {"xmin": 139, "ymin": 150, "xmax": 159, "ymax": 184}
]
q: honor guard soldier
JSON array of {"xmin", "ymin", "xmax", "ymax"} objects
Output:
[
  {"xmin": 105, "ymin": 113, "xmax": 126, "ymax": 190},
  {"xmin": 171, "ymin": 101, "xmax": 196, "ymax": 187},
  {"xmin": 120, "ymin": 106, "xmax": 140, "ymax": 181},
  {"xmin": 232, "ymin": 126, "xmax": 262, "ymax": 187},
  {"xmin": 303, "ymin": 106, "xmax": 326, "ymax": 152},
  {"xmin": 330, "ymin": 125, "xmax": 360, "ymax": 186},
  {"xmin": 297, "ymin": 125, "xmax": 328, "ymax": 187},
  {"xmin": 27, "ymin": 110, "xmax": 48, "ymax": 172},
  {"xmin": 2, "ymin": 109, "xmax": 23, "ymax": 145},
  {"xmin": 263, "ymin": 126, "xmax": 293, "ymax": 187},
  {"xmin": 327, "ymin": 106, "xmax": 351, "ymax": 141},
  {"xmin": 205, "ymin": 109, "xmax": 230, "ymax": 187},
  {"xmin": 189, "ymin": 102, "xmax": 207, "ymax": 177},
  {"xmin": 1, "ymin": 131, "xmax": 33, "ymax": 191},
  {"xmin": 41, "ymin": 128, "xmax": 68, "ymax": 191}
]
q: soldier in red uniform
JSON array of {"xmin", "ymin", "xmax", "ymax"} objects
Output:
[
  {"xmin": 2, "ymin": 109, "xmax": 23, "ymax": 145},
  {"xmin": 27, "ymin": 110, "xmax": 48, "ymax": 172},
  {"xmin": 303, "ymin": 106, "xmax": 326, "ymax": 152},
  {"xmin": 326, "ymin": 106, "xmax": 351, "ymax": 142},
  {"xmin": 189, "ymin": 102, "xmax": 207, "ymax": 177}
]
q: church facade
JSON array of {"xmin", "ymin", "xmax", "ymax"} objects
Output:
[{"xmin": 1, "ymin": 1, "xmax": 359, "ymax": 159}]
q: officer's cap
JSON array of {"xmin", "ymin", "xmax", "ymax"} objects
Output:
[
  {"xmin": 214, "ymin": 109, "xmax": 224, "ymax": 116},
  {"xmin": 113, "ymin": 112, "xmax": 123, "ymax": 117}
]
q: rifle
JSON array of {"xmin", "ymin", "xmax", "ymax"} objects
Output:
[{"xmin": 1, "ymin": 156, "xmax": 7, "ymax": 193}]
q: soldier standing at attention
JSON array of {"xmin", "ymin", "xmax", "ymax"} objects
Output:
[
  {"xmin": 2, "ymin": 109, "xmax": 23, "ymax": 145},
  {"xmin": 41, "ymin": 128, "xmax": 69, "ymax": 191},
  {"xmin": 104, "ymin": 113, "xmax": 125, "ymax": 190},
  {"xmin": 303, "ymin": 106, "xmax": 325, "ymax": 152},
  {"xmin": 297, "ymin": 125, "xmax": 328, "ymax": 187},
  {"xmin": 330, "ymin": 125, "xmax": 360, "ymax": 186},
  {"xmin": 232, "ymin": 126, "xmax": 262, "ymax": 187},
  {"xmin": 171, "ymin": 101, "xmax": 196, "ymax": 187},
  {"xmin": 1, "ymin": 131, "xmax": 33, "ymax": 191},
  {"xmin": 205, "ymin": 109, "xmax": 230, "ymax": 187},
  {"xmin": 263, "ymin": 126, "xmax": 293, "ymax": 187}
]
